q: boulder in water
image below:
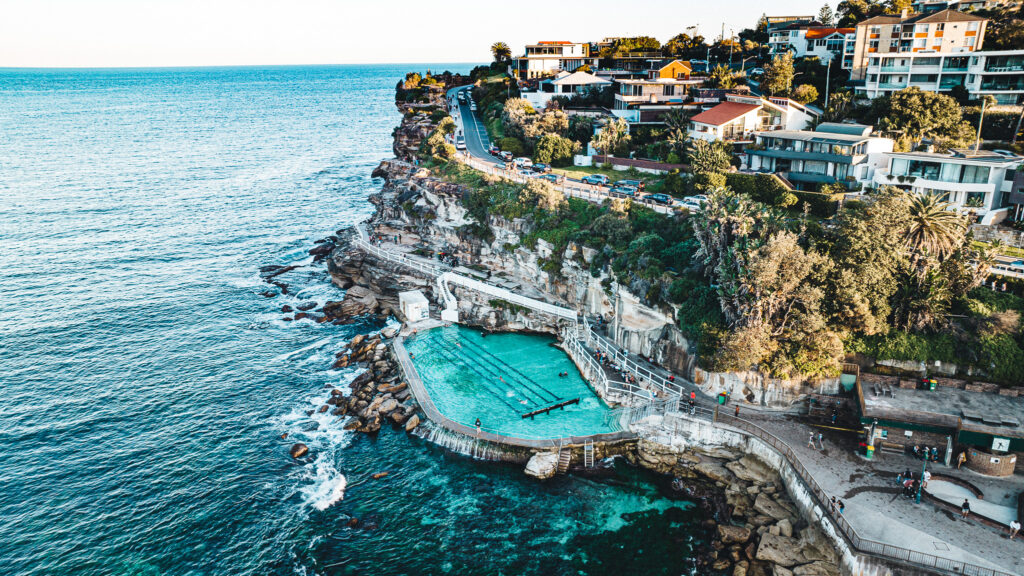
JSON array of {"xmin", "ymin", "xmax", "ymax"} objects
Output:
[
  {"xmin": 524, "ymin": 451, "xmax": 559, "ymax": 480},
  {"xmin": 296, "ymin": 300, "xmax": 318, "ymax": 312},
  {"xmin": 290, "ymin": 443, "xmax": 309, "ymax": 459},
  {"xmin": 404, "ymin": 414, "xmax": 420, "ymax": 432},
  {"xmin": 281, "ymin": 305, "xmax": 294, "ymax": 313}
]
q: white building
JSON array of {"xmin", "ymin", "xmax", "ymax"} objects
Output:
[
  {"xmin": 871, "ymin": 148, "xmax": 1023, "ymax": 224},
  {"xmin": 769, "ymin": 26, "xmax": 857, "ymax": 69},
  {"xmin": 522, "ymin": 71, "xmax": 613, "ymax": 110},
  {"xmin": 856, "ymin": 49, "xmax": 1024, "ymax": 104},
  {"xmin": 688, "ymin": 95, "xmax": 819, "ymax": 143},
  {"xmin": 398, "ymin": 290, "xmax": 430, "ymax": 323},
  {"xmin": 513, "ymin": 41, "xmax": 598, "ymax": 80},
  {"xmin": 745, "ymin": 123, "xmax": 895, "ymax": 190}
]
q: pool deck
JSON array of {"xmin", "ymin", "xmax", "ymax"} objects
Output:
[{"xmin": 392, "ymin": 329, "xmax": 636, "ymax": 451}]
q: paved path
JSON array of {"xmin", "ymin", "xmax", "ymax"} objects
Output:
[{"xmin": 760, "ymin": 416, "xmax": 1024, "ymax": 575}]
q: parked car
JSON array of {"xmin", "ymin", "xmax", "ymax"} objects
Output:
[
  {"xmin": 488, "ymin": 144, "xmax": 500, "ymax": 156},
  {"xmin": 500, "ymin": 151, "xmax": 514, "ymax": 162},
  {"xmin": 470, "ymin": 102, "xmax": 477, "ymax": 111},
  {"xmin": 581, "ymin": 174, "xmax": 610, "ymax": 186},
  {"xmin": 615, "ymin": 179, "xmax": 645, "ymax": 191},
  {"xmin": 609, "ymin": 185, "xmax": 638, "ymax": 198},
  {"xmin": 457, "ymin": 93, "xmax": 467, "ymax": 104},
  {"xmin": 514, "ymin": 157, "xmax": 533, "ymax": 169},
  {"xmin": 531, "ymin": 163, "xmax": 551, "ymax": 173},
  {"xmin": 747, "ymin": 67, "xmax": 764, "ymax": 77},
  {"xmin": 539, "ymin": 173, "xmax": 565, "ymax": 184},
  {"xmin": 678, "ymin": 196, "xmax": 705, "ymax": 212},
  {"xmin": 518, "ymin": 169, "xmax": 536, "ymax": 178},
  {"xmin": 455, "ymin": 136, "xmax": 466, "ymax": 150},
  {"xmin": 643, "ymin": 193, "xmax": 672, "ymax": 205}
]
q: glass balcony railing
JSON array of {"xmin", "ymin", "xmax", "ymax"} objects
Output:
[{"xmin": 880, "ymin": 66, "xmax": 910, "ymax": 72}]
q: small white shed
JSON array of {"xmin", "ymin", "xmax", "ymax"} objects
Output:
[{"xmin": 399, "ymin": 290, "xmax": 430, "ymax": 322}]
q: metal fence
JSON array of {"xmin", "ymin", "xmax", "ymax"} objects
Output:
[
  {"xmin": 581, "ymin": 317, "xmax": 689, "ymax": 397},
  {"xmin": 713, "ymin": 413, "xmax": 1015, "ymax": 576}
]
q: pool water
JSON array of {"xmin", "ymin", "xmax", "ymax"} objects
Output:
[{"xmin": 404, "ymin": 325, "xmax": 619, "ymax": 439}]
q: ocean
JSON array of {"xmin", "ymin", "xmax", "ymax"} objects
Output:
[{"xmin": 0, "ymin": 65, "xmax": 708, "ymax": 575}]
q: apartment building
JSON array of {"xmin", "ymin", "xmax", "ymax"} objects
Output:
[
  {"xmin": 745, "ymin": 123, "xmax": 895, "ymax": 190},
  {"xmin": 871, "ymin": 148, "xmax": 1023, "ymax": 223},
  {"xmin": 856, "ymin": 48, "xmax": 1024, "ymax": 104},
  {"xmin": 850, "ymin": 8, "xmax": 987, "ymax": 80},
  {"xmin": 769, "ymin": 26, "xmax": 857, "ymax": 69},
  {"xmin": 513, "ymin": 41, "xmax": 598, "ymax": 79},
  {"xmin": 688, "ymin": 95, "xmax": 819, "ymax": 143}
]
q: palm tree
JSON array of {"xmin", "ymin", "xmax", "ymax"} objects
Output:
[
  {"xmin": 491, "ymin": 42, "xmax": 512, "ymax": 64},
  {"xmin": 905, "ymin": 193, "xmax": 967, "ymax": 264},
  {"xmin": 663, "ymin": 108, "xmax": 689, "ymax": 152}
]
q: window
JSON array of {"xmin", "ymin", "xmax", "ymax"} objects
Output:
[
  {"xmin": 869, "ymin": 26, "xmax": 881, "ymax": 35},
  {"xmin": 966, "ymin": 36, "xmax": 976, "ymax": 48},
  {"xmin": 663, "ymin": 85, "xmax": 675, "ymax": 96},
  {"xmin": 968, "ymin": 21, "xmax": 980, "ymax": 31},
  {"xmin": 915, "ymin": 24, "xmax": 929, "ymax": 34},
  {"xmin": 936, "ymin": 23, "xmax": 945, "ymax": 32},
  {"xmin": 815, "ymin": 39, "xmax": 826, "ymax": 47},
  {"xmin": 870, "ymin": 40, "xmax": 880, "ymax": 50},
  {"xmin": 804, "ymin": 161, "xmax": 829, "ymax": 175},
  {"xmin": 914, "ymin": 39, "xmax": 926, "ymax": 48},
  {"xmin": 961, "ymin": 164, "xmax": 990, "ymax": 184},
  {"xmin": 891, "ymin": 40, "xmax": 899, "ymax": 49}
]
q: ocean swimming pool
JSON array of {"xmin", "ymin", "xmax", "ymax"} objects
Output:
[{"xmin": 404, "ymin": 325, "xmax": 619, "ymax": 440}]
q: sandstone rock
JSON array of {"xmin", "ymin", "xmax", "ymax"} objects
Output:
[
  {"xmin": 753, "ymin": 493, "xmax": 795, "ymax": 521},
  {"xmin": 792, "ymin": 561, "xmax": 839, "ymax": 576},
  {"xmin": 777, "ymin": 518, "xmax": 793, "ymax": 538},
  {"xmin": 773, "ymin": 566, "xmax": 794, "ymax": 576},
  {"xmin": 343, "ymin": 419, "xmax": 361, "ymax": 431},
  {"xmin": 726, "ymin": 455, "xmax": 777, "ymax": 484},
  {"xmin": 524, "ymin": 451, "xmax": 559, "ymax": 480},
  {"xmin": 318, "ymin": 404, "xmax": 329, "ymax": 413},
  {"xmin": 379, "ymin": 398, "xmax": 399, "ymax": 414},
  {"xmin": 717, "ymin": 525, "xmax": 752, "ymax": 544},
  {"xmin": 404, "ymin": 414, "xmax": 420, "ymax": 431},
  {"xmin": 755, "ymin": 534, "xmax": 804, "ymax": 567},
  {"xmin": 733, "ymin": 560, "xmax": 749, "ymax": 576},
  {"xmin": 695, "ymin": 459, "xmax": 735, "ymax": 484},
  {"xmin": 289, "ymin": 443, "xmax": 309, "ymax": 459}
]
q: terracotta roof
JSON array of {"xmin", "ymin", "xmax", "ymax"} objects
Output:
[
  {"xmin": 690, "ymin": 102, "xmax": 761, "ymax": 126},
  {"xmin": 859, "ymin": 8, "xmax": 986, "ymax": 26},
  {"xmin": 805, "ymin": 27, "xmax": 855, "ymax": 39}
]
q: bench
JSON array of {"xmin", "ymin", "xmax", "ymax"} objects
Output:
[{"xmin": 879, "ymin": 441, "xmax": 904, "ymax": 454}]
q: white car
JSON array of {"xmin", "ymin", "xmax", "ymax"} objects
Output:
[
  {"xmin": 514, "ymin": 157, "xmax": 533, "ymax": 169},
  {"xmin": 455, "ymin": 136, "xmax": 466, "ymax": 150}
]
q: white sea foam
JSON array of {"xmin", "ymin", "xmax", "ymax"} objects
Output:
[{"xmin": 273, "ymin": 337, "xmax": 333, "ymax": 362}]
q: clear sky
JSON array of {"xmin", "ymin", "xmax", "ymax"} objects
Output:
[{"xmin": 1, "ymin": 0, "xmax": 829, "ymax": 68}]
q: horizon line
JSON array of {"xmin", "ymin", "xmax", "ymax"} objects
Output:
[{"xmin": 0, "ymin": 61, "xmax": 487, "ymax": 71}]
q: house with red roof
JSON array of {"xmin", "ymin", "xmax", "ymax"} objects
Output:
[
  {"xmin": 688, "ymin": 95, "xmax": 819, "ymax": 143},
  {"xmin": 769, "ymin": 24, "xmax": 856, "ymax": 69}
]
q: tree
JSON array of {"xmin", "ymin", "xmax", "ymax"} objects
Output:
[
  {"xmin": 761, "ymin": 53, "xmax": 795, "ymax": 96},
  {"xmin": 836, "ymin": 0, "xmax": 885, "ymax": 27},
  {"xmin": 524, "ymin": 179, "xmax": 565, "ymax": 212},
  {"xmin": 592, "ymin": 117, "xmax": 631, "ymax": 156},
  {"xmin": 708, "ymin": 65, "xmax": 738, "ymax": 89},
  {"xmin": 886, "ymin": 0, "xmax": 913, "ymax": 13},
  {"xmin": 491, "ymin": 42, "xmax": 512, "ymax": 63},
  {"xmin": 874, "ymin": 87, "xmax": 975, "ymax": 150},
  {"xmin": 905, "ymin": 193, "xmax": 968, "ymax": 265},
  {"xmin": 791, "ymin": 84, "xmax": 819, "ymax": 104},
  {"xmin": 686, "ymin": 138, "xmax": 732, "ymax": 175},
  {"xmin": 818, "ymin": 3, "xmax": 835, "ymax": 25},
  {"xmin": 663, "ymin": 108, "xmax": 690, "ymax": 153},
  {"xmin": 534, "ymin": 133, "xmax": 577, "ymax": 166},
  {"xmin": 820, "ymin": 90, "xmax": 854, "ymax": 123}
]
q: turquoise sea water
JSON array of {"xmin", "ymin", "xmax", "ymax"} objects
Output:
[
  {"xmin": 405, "ymin": 326, "xmax": 619, "ymax": 439},
  {"xmin": 0, "ymin": 65, "xmax": 709, "ymax": 575}
]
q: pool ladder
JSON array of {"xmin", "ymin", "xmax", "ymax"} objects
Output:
[{"xmin": 583, "ymin": 440, "xmax": 595, "ymax": 469}]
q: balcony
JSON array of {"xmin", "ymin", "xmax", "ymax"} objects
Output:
[
  {"xmin": 878, "ymin": 82, "xmax": 909, "ymax": 89},
  {"xmin": 880, "ymin": 65, "xmax": 910, "ymax": 72}
]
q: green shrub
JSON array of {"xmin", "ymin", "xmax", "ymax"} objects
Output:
[{"xmin": 497, "ymin": 136, "xmax": 526, "ymax": 156}]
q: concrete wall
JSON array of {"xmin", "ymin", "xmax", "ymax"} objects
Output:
[{"xmin": 664, "ymin": 414, "xmax": 932, "ymax": 576}]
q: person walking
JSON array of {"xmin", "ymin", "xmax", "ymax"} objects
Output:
[
  {"xmin": 734, "ymin": 405, "xmax": 740, "ymax": 418},
  {"xmin": 957, "ymin": 451, "xmax": 967, "ymax": 470},
  {"xmin": 961, "ymin": 499, "xmax": 971, "ymax": 519},
  {"xmin": 817, "ymin": 432, "xmax": 825, "ymax": 450},
  {"xmin": 830, "ymin": 496, "xmax": 837, "ymax": 513},
  {"xmin": 1010, "ymin": 519, "xmax": 1021, "ymax": 540},
  {"xmin": 837, "ymin": 500, "xmax": 845, "ymax": 514},
  {"xmin": 808, "ymin": 433, "xmax": 815, "ymax": 449},
  {"xmin": 922, "ymin": 470, "xmax": 931, "ymax": 489}
]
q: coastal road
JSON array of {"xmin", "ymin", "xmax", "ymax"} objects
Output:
[{"xmin": 446, "ymin": 86, "xmax": 493, "ymax": 162}]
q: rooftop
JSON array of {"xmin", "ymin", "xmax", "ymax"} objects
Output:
[
  {"xmin": 690, "ymin": 101, "xmax": 761, "ymax": 126},
  {"xmin": 860, "ymin": 7, "xmax": 987, "ymax": 26},
  {"xmin": 861, "ymin": 382, "xmax": 1024, "ymax": 439},
  {"xmin": 887, "ymin": 149, "xmax": 1023, "ymax": 164},
  {"xmin": 550, "ymin": 71, "xmax": 611, "ymax": 86}
]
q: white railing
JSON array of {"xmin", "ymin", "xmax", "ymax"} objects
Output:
[
  {"xmin": 441, "ymin": 271, "xmax": 577, "ymax": 321},
  {"xmin": 354, "ymin": 225, "xmax": 448, "ymax": 278},
  {"xmin": 581, "ymin": 316, "xmax": 689, "ymax": 397}
]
